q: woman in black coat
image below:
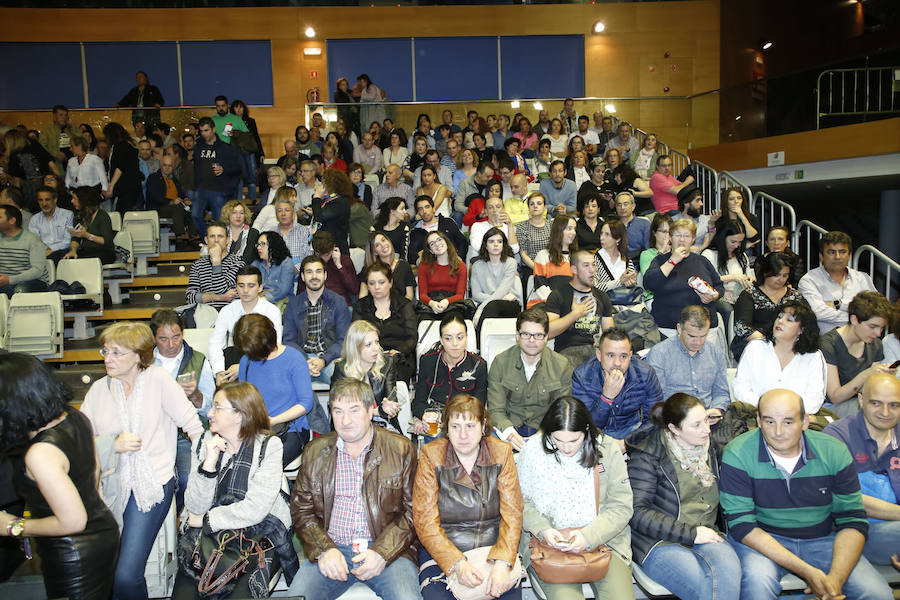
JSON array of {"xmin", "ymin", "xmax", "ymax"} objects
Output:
[
  {"xmin": 351, "ymin": 262, "xmax": 417, "ymax": 380},
  {"xmin": 625, "ymin": 394, "xmax": 740, "ymax": 600},
  {"xmin": 311, "ymin": 169, "xmax": 352, "ymax": 254},
  {"xmin": 101, "ymin": 122, "xmax": 142, "ymax": 213}
]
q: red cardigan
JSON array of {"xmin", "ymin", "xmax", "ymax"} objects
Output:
[{"xmin": 418, "ymin": 260, "xmax": 467, "ymax": 304}]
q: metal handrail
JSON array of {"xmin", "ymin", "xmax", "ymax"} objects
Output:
[
  {"xmin": 853, "ymin": 245, "xmax": 900, "ymax": 302},
  {"xmin": 669, "ymin": 149, "xmax": 691, "ymax": 181},
  {"xmin": 794, "ymin": 220, "xmax": 829, "ymax": 269},
  {"xmin": 751, "ymin": 191, "xmax": 797, "ymax": 248},
  {"xmin": 692, "ymin": 160, "xmax": 719, "ymax": 213},
  {"xmin": 815, "ymin": 65, "xmax": 899, "ymax": 129}
]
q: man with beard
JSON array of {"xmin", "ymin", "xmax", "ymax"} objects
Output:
[
  {"xmin": 677, "ymin": 184, "xmax": 719, "ymax": 252},
  {"xmin": 210, "ymin": 95, "xmax": 248, "ymax": 144},
  {"xmin": 284, "ymin": 254, "xmax": 351, "ymax": 384}
]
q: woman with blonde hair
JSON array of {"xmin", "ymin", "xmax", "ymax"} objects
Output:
[
  {"xmin": 451, "ymin": 147, "xmax": 478, "ymax": 195},
  {"xmin": 81, "ymin": 321, "xmax": 203, "ymax": 599},
  {"xmin": 221, "ymin": 199, "xmax": 258, "ymax": 263},
  {"xmin": 332, "ymin": 320, "xmax": 402, "ymax": 432}
]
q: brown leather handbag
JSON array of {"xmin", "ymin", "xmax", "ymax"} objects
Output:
[{"xmin": 528, "ymin": 466, "xmax": 612, "ymax": 584}]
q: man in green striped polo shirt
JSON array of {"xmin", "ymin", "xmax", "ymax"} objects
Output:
[{"xmin": 720, "ymin": 389, "xmax": 892, "ymax": 600}]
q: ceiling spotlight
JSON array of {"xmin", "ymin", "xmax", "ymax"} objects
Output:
[
  {"xmin": 605, "ymin": 104, "xmax": 616, "ymax": 113},
  {"xmin": 510, "ymin": 100, "xmax": 520, "ymax": 109},
  {"xmin": 735, "ymin": 115, "xmax": 742, "ymax": 121},
  {"xmin": 533, "ymin": 102, "xmax": 543, "ymax": 110},
  {"xmin": 593, "ymin": 21, "xmax": 605, "ymax": 34},
  {"xmin": 305, "ymin": 26, "xmax": 316, "ymax": 38},
  {"xmin": 761, "ymin": 40, "xmax": 773, "ymax": 51}
]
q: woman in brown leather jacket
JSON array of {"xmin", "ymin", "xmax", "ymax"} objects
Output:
[{"xmin": 412, "ymin": 394, "xmax": 524, "ymax": 599}]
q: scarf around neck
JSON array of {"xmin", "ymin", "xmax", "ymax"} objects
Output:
[{"xmin": 663, "ymin": 429, "xmax": 715, "ymax": 488}]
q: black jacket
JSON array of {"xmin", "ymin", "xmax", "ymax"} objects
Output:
[
  {"xmin": 311, "ymin": 194, "xmax": 351, "ymax": 253},
  {"xmin": 407, "ymin": 215, "xmax": 467, "ymax": 265},
  {"xmin": 413, "ymin": 348, "xmax": 487, "ymax": 419},
  {"xmin": 145, "ymin": 170, "xmax": 184, "ymax": 209},
  {"xmin": 117, "ymin": 84, "xmax": 165, "ymax": 108},
  {"xmin": 351, "ymin": 291, "xmax": 418, "ymax": 379},
  {"xmin": 625, "ymin": 426, "xmax": 723, "ymax": 564}
]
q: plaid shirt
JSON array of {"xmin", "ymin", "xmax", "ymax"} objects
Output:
[
  {"xmin": 328, "ymin": 436, "xmax": 372, "ymax": 545},
  {"xmin": 280, "ymin": 223, "xmax": 312, "ymax": 263},
  {"xmin": 516, "ymin": 219, "xmax": 553, "ymax": 260},
  {"xmin": 303, "ymin": 299, "xmax": 326, "ymax": 355}
]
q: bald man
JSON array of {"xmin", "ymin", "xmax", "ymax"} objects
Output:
[
  {"xmin": 371, "ymin": 164, "xmax": 414, "ymax": 217},
  {"xmin": 720, "ymin": 389, "xmax": 892, "ymax": 600},
  {"xmin": 825, "ymin": 373, "xmax": 900, "ymax": 566}
]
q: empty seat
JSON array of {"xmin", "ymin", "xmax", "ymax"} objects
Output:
[
  {"xmin": 5, "ymin": 292, "xmax": 64, "ymax": 357},
  {"xmin": 182, "ymin": 327, "xmax": 214, "ymax": 358},
  {"xmin": 0, "ymin": 293, "xmax": 9, "ymax": 349},
  {"xmin": 108, "ymin": 211, "xmax": 122, "ymax": 232},
  {"xmin": 479, "ymin": 317, "xmax": 518, "ymax": 370},
  {"xmin": 55, "ymin": 257, "xmax": 104, "ymax": 339},
  {"xmin": 123, "ymin": 210, "xmax": 160, "ymax": 276},
  {"xmin": 103, "ymin": 230, "xmax": 135, "ymax": 305},
  {"xmin": 45, "ymin": 258, "xmax": 56, "ymax": 284}
]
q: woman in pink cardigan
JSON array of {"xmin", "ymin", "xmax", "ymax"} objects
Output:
[{"xmin": 81, "ymin": 321, "xmax": 203, "ymax": 600}]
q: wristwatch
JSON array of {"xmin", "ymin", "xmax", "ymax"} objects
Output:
[{"xmin": 7, "ymin": 517, "xmax": 26, "ymax": 538}]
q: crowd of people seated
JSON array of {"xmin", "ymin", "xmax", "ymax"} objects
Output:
[{"xmin": 1, "ymin": 93, "xmax": 900, "ymax": 600}]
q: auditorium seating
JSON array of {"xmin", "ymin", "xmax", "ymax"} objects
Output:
[
  {"xmin": 123, "ymin": 210, "xmax": 161, "ymax": 276},
  {"xmin": 4, "ymin": 291, "xmax": 64, "ymax": 358},
  {"xmin": 56, "ymin": 257, "xmax": 104, "ymax": 340}
]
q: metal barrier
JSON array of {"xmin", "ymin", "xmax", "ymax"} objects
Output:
[
  {"xmin": 854, "ymin": 245, "xmax": 900, "ymax": 302},
  {"xmin": 751, "ymin": 191, "xmax": 797, "ymax": 249},
  {"xmin": 793, "ymin": 220, "xmax": 828, "ymax": 271},
  {"xmin": 669, "ymin": 149, "xmax": 691, "ymax": 181},
  {"xmin": 693, "ymin": 160, "xmax": 719, "ymax": 213},
  {"xmin": 816, "ymin": 66, "xmax": 900, "ymax": 129}
]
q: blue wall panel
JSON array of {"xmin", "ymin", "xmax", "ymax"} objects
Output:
[
  {"xmin": 84, "ymin": 42, "xmax": 179, "ymax": 108},
  {"xmin": 414, "ymin": 37, "xmax": 497, "ymax": 101},
  {"xmin": 327, "ymin": 38, "xmax": 413, "ymax": 102},
  {"xmin": 180, "ymin": 41, "xmax": 273, "ymax": 106},
  {"xmin": 500, "ymin": 35, "xmax": 584, "ymax": 100},
  {"xmin": 0, "ymin": 43, "xmax": 84, "ymax": 110}
]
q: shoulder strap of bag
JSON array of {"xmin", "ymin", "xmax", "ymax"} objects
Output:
[{"xmin": 594, "ymin": 464, "xmax": 601, "ymax": 516}]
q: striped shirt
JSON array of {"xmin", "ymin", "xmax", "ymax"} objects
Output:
[
  {"xmin": 0, "ymin": 229, "xmax": 48, "ymax": 284},
  {"xmin": 719, "ymin": 428, "xmax": 868, "ymax": 542},
  {"xmin": 328, "ymin": 436, "xmax": 372, "ymax": 546},
  {"xmin": 185, "ymin": 253, "xmax": 244, "ymax": 310}
]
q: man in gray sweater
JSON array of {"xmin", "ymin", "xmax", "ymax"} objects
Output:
[{"xmin": 0, "ymin": 204, "xmax": 49, "ymax": 297}]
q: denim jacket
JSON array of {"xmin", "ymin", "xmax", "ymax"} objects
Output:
[
  {"xmin": 282, "ymin": 287, "xmax": 350, "ymax": 365},
  {"xmin": 572, "ymin": 357, "xmax": 663, "ymax": 438},
  {"xmin": 253, "ymin": 258, "xmax": 295, "ymax": 303}
]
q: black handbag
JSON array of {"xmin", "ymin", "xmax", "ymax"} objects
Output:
[{"xmin": 179, "ymin": 526, "xmax": 275, "ymax": 599}]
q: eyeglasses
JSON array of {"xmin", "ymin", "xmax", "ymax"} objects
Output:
[
  {"xmin": 671, "ymin": 232, "xmax": 694, "ymax": 240},
  {"xmin": 209, "ymin": 403, "xmax": 237, "ymax": 413},
  {"xmin": 100, "ymin": 348, "xmax": 134, "ymax": 358},
  {"xmin": 256, "ymin": 241, "xmax": 268, "ymax": 247},
  {"xmin": 517, "ymin": 331, "xmax": 547, "ymax": 341}
]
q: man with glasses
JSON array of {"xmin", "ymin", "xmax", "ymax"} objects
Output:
[
  {"xmin": 487, "ymin": 307, "xmax": 574, "ymax": 450},
  {"xmin": 573, "ymin": 327, "xmax": 663, "ymax": 451},
  {"xmin": 296, "ymin": 159, "xmax": 320, "ymax": 217}
]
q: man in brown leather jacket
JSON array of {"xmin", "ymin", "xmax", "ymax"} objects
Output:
[{"xmin": 288, "ymin": 378, "xmax": 422, "ymax": 599}]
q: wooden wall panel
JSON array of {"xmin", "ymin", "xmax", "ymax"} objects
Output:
[
  {"xmin": 0, "ymin": 2, "xmax": 720, "ymax": 157},
  {"xmin": 688, "ymin": 117, "xmax": 900, "ymax": 170}
]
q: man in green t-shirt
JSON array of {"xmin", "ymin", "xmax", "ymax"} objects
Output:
[{"xmin": 210, "ymin": 95, "xmax": 248, "ymax": 144}]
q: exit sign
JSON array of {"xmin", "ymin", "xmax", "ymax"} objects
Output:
[{"xmin": 795, "ymin": 170, "xmax": 804, "ymax": 180}]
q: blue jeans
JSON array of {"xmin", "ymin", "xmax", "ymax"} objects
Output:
[
  {"xmin": 287, "ymin": 544, "xmax": 422, "ymax": 600},
  {"xmin": 728, "ymin": 531, "xmax": 893, "ymax": 600},
  {"xmin": 310, "ymin": 360, "xmax": 336, "ymax": 385},
  {"xmin": 174, "ymin": 435, "xmax": 192, "ymax": 515},
  {"xmin": 239, "ymin": 152, "xmax": 257, "ymax": 203},
  {"xmin": 0, "ymin": 278, "xmax": 48, "ymax": 297},
  {"xmin": 863, "ymin": 519, "xmax": 900, "ymax": 566},
  {"xmin": 114, "ymin": 478, "xmax": 175, "ymax": 600},
  {"xmin": 641, "ymin": 541, "xmax": 741, "ymax": 600},
  {"xmin": 191, "ymin": 189, "xmax": 226, "ymax": 237}
]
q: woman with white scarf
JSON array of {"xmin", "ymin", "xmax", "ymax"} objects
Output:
[
  {"xmin": 625, "ymin": 393, "xmax": 741, "ymax": 600},
  {"xmin": 81, "ymin": 321, "xmax": 203, "ymax": 600},
  {"xmin": 516, "ymin": 396, "xmax": 635, "ymax": 600}
]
